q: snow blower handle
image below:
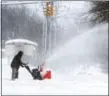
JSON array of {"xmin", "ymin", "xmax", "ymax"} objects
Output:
[
  {"xmin": 37, "ymin": 65, "xmax": 41, "ymax": 71},
  {"xmin": 22, "ymin": 63, "xmax": 28, "ymax": 67},
  {"xmin": 24, "ymin": 65, "xmax": 34, "ymax": 78}
]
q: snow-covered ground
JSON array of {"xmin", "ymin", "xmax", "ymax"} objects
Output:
[
  {"xmin": 2, "ymin": 23, "xmax": 108, "ymax": 95},
  {"xmin": 1, "ymin": 1, "xmax": 108, "ymax": 95},
  {"xmin": 2, "ymin": 58, "xmax": 108, "ymax": 95}
]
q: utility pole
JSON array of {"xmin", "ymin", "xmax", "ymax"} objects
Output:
[{"xmin": 42, "ymin": 1, "xmax": 55, "ymax": 61}]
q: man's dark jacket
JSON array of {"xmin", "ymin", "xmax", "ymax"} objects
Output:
[{"xmin": 11, "ymin": 51, "xmax": 25, "ymax": 70}]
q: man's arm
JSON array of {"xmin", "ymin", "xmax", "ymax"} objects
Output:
[{"xmin": 20, "ymin": 62, "xmax": 27, "ymax": 67}]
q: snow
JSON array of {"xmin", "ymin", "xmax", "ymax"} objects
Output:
[
  {"xmin": 1, "ymin": 49, "xmax": 5, "ymax": 52},
  {"xmin": 4, "ymin": 39, "xmax": 38, "ymax": 66},
  {"xmin": 2, "ymin": 25, "xmax": 108, "ymax": 95},
  {"xmin": 5, "ymin": 39, "xmax": 38, "ymax": 46},
  {"xmin": 47, "ymin": 24, "xmax": 108, "ymax": 72},
  {"xmin": 1, "ymin": 2, "xmax": 108, "ymax": 95},
  {"xmin": 2, "ymin": 58, "xmax": 108, "ymax": 95}
]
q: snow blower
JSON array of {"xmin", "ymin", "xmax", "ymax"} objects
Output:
[{"xmin": 24, "ymin": 64, "xmax": 51, "ymax": 80}]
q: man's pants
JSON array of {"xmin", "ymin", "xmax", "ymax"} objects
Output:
[{"xmin": 12, "ymin": 68, "xmax": 18, "ymax": 80}]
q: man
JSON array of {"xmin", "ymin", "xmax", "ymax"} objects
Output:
[{"xmin": 11, "ymin": 51, "xmax": 26, "ymax": 80}]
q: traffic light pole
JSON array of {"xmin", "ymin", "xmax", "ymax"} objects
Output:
[
  {"xmin": 41, "ymin": 1, "xmax": 55, "ymax": 64},
  {"xmin": 44, "ymin": 1, "xmax": 53, "ymax": 58}
]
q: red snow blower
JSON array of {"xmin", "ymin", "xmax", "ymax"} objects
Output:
[{"xmin": 25, "ymin": 62, "xmax": 52, "ymax": 80}]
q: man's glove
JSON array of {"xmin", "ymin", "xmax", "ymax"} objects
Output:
[{"xmin": 21, "ymin": 63, "xmax": 28, "ymax": 67}]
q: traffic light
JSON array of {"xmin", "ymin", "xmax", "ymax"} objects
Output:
[
  {"xmin": 43, "ymin": 2, "xmax": 54, "ymax": 16},
  {"xmin": 46, "ymin": 6, "xmax": 54, "ymax": 16}
]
